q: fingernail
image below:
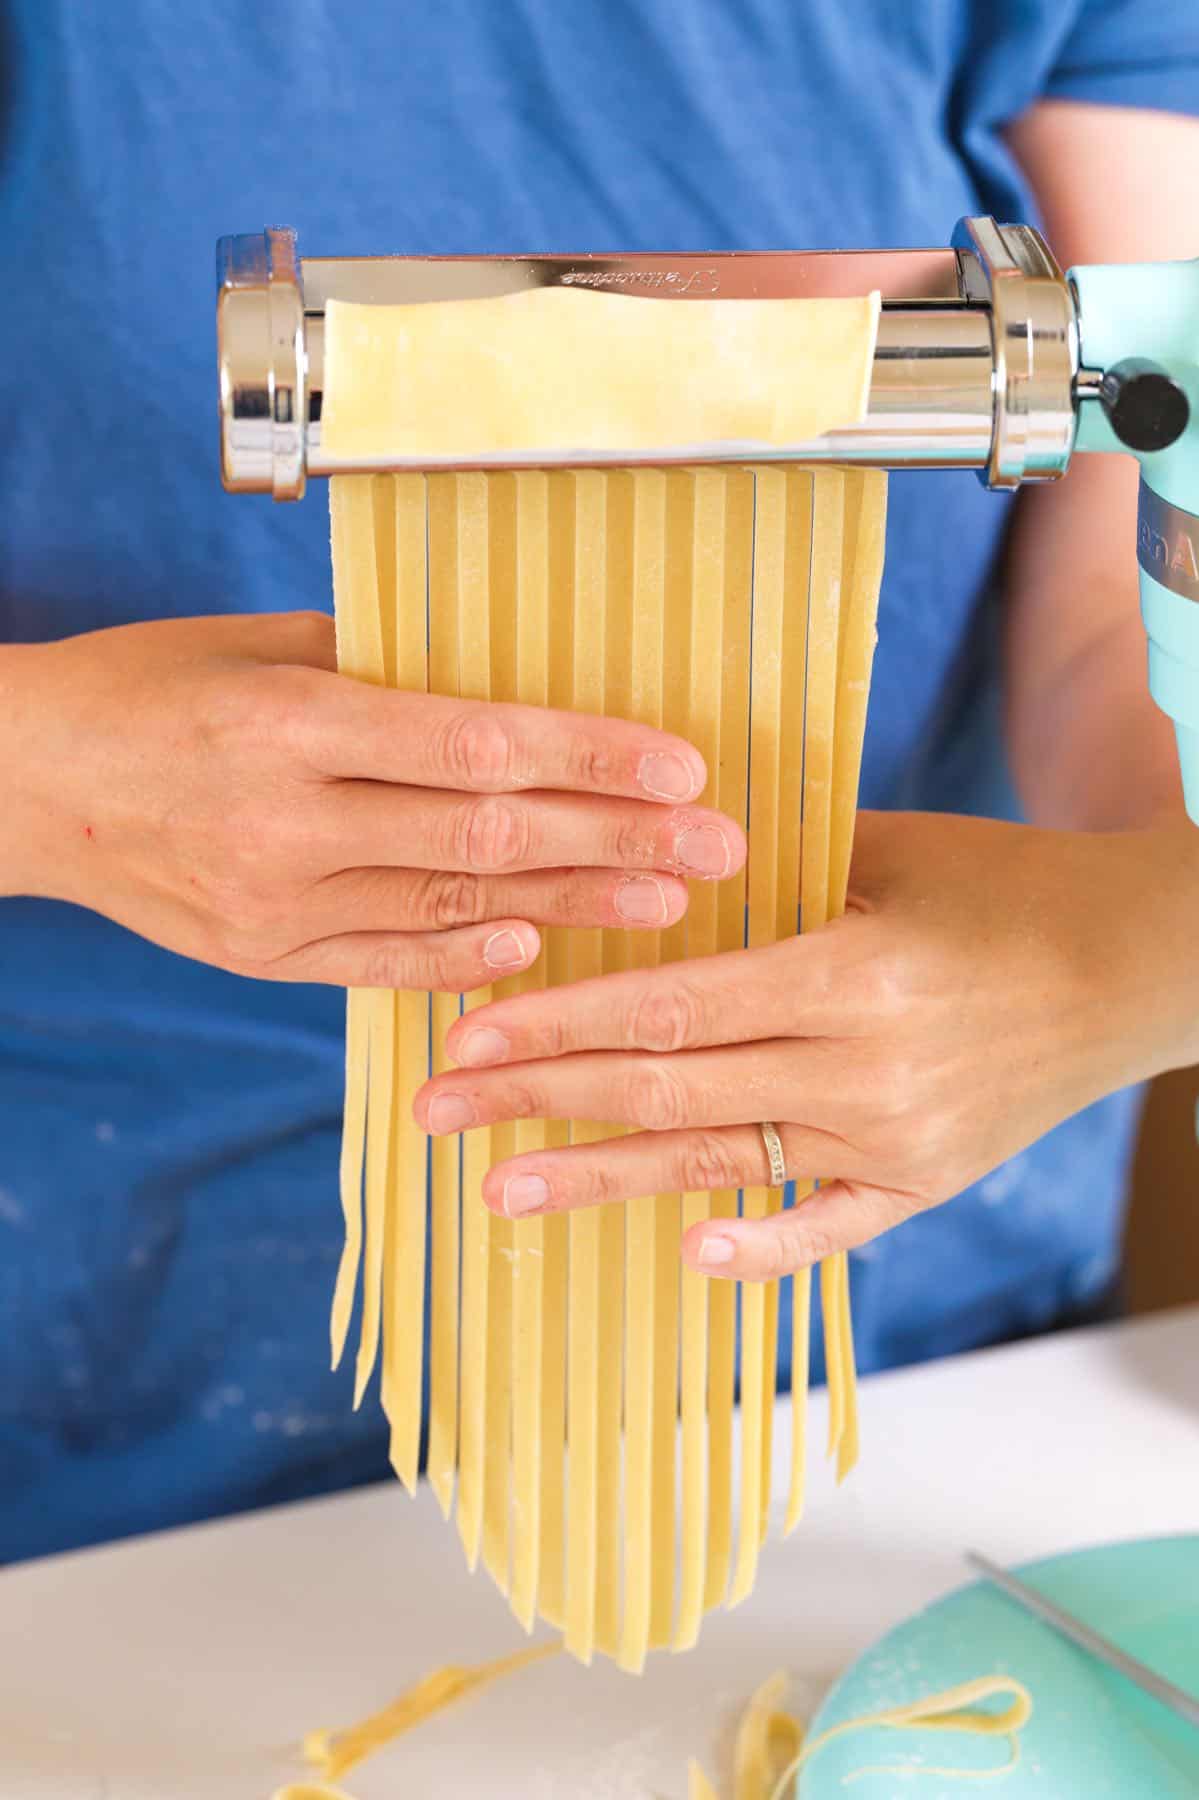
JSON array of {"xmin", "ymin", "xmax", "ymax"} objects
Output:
[
  {"xmin": 614, "ymin": 875, "xmax": 670, "ymax": 925},
  {"xmin": 697, "ymin": 1234, "xmax": 736, "ymax": 1267},
  {"xmin": 484, "ymin": 928, "xmax": 529, "ymax": 971},
  {"xmin": 455, "ymin": 1026, "xmax": 510, "ymax": 1068},
  {"xmin": 503, "ymin": 1173, "xmax": 551, "ymax": 1218},
  {"xmin": 639, "ymin": 751, "xmax": 699, "ymax": 801},
  {"xmin": 427, "ymin": 1093, "xmax": 477, "ymax": 1135},
  {"xmin": 676, "ymin": 825, "xmax": 731, "ymax": 878}
]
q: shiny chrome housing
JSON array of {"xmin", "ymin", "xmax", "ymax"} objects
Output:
[
  {"xmin": 217, "ymin": 228, "xmax": 306, "ymax": 500},
  {"xmin": 216, "ymin": 220, "xmax": 1083, "ymax": 498},
  {"xmin": 953, "ymin": 217, "xmax": 1078, "ymax": 486}
]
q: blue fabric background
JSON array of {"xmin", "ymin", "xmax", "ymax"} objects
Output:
[{"xmin": 1, "ymin": 0, "xmax": 1196, "ymax": 1560}]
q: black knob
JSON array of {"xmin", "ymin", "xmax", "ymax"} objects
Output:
[{"xmin": 1098, "ymin": 358, "xmax": 1190, "ymax": 454}]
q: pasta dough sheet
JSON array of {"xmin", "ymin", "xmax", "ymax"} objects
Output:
[
  {"xmin": 322, "ymin": 287, "xmax": 879, "ymax": 462},
  {"xmin": 329, "ymin": 462, "xmax": 886, "ymax": 1664}
]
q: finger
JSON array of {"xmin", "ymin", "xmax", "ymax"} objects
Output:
[
  {"xmin": 413, "ymin": 1041, "xmax": 844, "ymax": 1138},
  {"xmin": 306, "ymin": 866, "xmax": 689, "ymax": 936},
  {"xmin": 477, "ymin": 1121, "xmax": 864, "ymax": 1220},
  {"xmin": 445, "ymin": 936, "xmax": 830, "ymax": 1067},
  {"xmin": 298, "ymin": 675, "xmax": 709, "ymax": 802},
  {"xmin": 319, "ymin": 785, "xmax": 745, "ymax": 882},
  {"xmin": 682, "ymin": 1179, "xmax": 917, "ymax": 1281},
  {"xmin": 255, "ymin": 918, "xmax": 540, "ymax": 989}
]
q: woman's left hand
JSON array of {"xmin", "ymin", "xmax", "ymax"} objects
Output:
[{"xmin": 413, "ymin": 811, "xmax": 1199, "ymax": 1279}]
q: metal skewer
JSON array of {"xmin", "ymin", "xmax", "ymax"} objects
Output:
[{"xmin": 966, "ymin": 1550, "xmax": 1199, "ymax": 1732}]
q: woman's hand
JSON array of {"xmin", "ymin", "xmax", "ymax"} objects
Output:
[
  {"xmin": 1, "ymin": 613, "xmax": 745, "ymax": 987},
  {"xmin": 415, "ymin": 811, "xmax": 1199, "ymax": 1276}
]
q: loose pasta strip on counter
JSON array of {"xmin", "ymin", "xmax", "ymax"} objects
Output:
[{"xmin": 280, "ymin": 1649, "xmax": 1030, "ymax": 1799}]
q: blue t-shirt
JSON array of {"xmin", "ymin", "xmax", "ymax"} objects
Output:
[{"xmin": 2, "ymin": 1, "xmax": 1197, "ymax": 1563}]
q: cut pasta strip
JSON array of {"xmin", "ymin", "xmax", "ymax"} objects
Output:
[
  {"xmin": 595, "ymin": 472, "xmax": 637, "ymax": 1662},
  {"xmin": 272, "ymin": 1785, "xmax": 355, "ymax": 1800},
  {"xmin": 729, "ymin": 468, "xmax": 786, "ymax": 1610},
  {"xmin": 374, "ymin": 996, "xmax": 401, "ymax": 1448},
  {"xmin": 390, "ymin": 477, "xmax": 433, "ymax": 1495},
  {"xmin": 783, "ymin": 1252, "xmax": 812, "ymax": 1537},
  {"xmin": 758, "ymin": 469, "xmax": 820, "ymax": 1542},
  {"xmin": 327, "ymin": 456, "xmax": 887, "ymax": 1660},
  {"xmin": 443, "ymin": 475, "xmax": 493, "ymax": 1515},
  {"xmin": 536, "ymin": 473, "xmax": 576, "ymax": 1630},
  {"xmin": 688, "ymin": 1762, "xmax": 721, "ymax": 1800},
  {"xmin": 417, "ymin": 480, "xmax": 472, "ymax": 1551},
  {"xmin": 563, "ymin": 471, "xmax": 609, "ymax": 1664},
  {"xmin": 647, "ymin": 471, "xmax": 695, "ymax": 1650},
  {"xmin": 592, "ymin": 1129, "xmax": 625, "ymax": 1641},
  {"xmin": 734, "ymin": 1670, "xmax": 799, "ymax": 1800},
  {"xmin": 825, "ymin": 470, "xmax": 887, "ymax": 1483},
  {"xmin": 289, "ymin": 1655, "xmax": 1028, "ymax": 1800},
  {"xmin": 330, "ymin": 481, "xmax": 393, "ymax": 1410},
  {"xmin": 766, "ymin": 1673, "xmax": 1034, "ymax": 1800},
  {"xmin": 480, "ymin": 475, "xmax": 518, "ymax": 1595},
  {"xmin": 703, "ymin": 469, "xmax": 754, "ymax": 1617},
  {"xmin": 390, "ymin": 976, "xmax": 429, "ymax": 1493},
  {"xmin": 331, "ymin": 990, "xmax": 368, "ymax": 1372},
  {"xmin": 765, "ymin": 471, "xmax": 812, "ymax": 1543},
  {"xmin": 798, "ymin": 473, "xmax": 847, "ymax": 1462},
  {"xmin": 346, "ymin": 486, "xmax": 408, "ymax": 1463},
  {"xmin": 673, "ymin": 469, "xmax": 724, "ymax": 1652},
  {"xmin": 302, "ymin": 1640, "xmax": 561, "ymax": 1785},
  {"xmin": 617, "ymin": 471, "xmax": 668, "ymax": 1673},
  {"xmin": 510, "ymin": 473, "xmax": 552, "ymax": 1629}
]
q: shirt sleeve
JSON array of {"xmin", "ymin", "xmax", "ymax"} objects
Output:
[{"xmin": 1044, "ymin": 0, "xmax": 1199, "ymax": 117}]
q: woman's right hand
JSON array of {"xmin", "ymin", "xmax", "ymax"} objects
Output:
[{"xmin": 2, "ymin": 611, "xmax": 744, "ymax": 989}]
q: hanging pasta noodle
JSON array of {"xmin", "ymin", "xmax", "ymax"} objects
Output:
[
  {"xmin": 825, "ymin": 473, "xmax": 888, "ymax": 1483},
  {"xmin": 324, "ymin": 286, "xmax": 887, "ymax": 1665},
  {"xmin": 674, "ymin": 467, "xmax": 747, "ymax": 1652},
  {"xmin": 703, "ymin": 471, "xmax": 754, "ymax": 1622},
  {"xmin": 442, "ymin": 472, "xmax": 487, "ymax": 1550},
  {"xmin": 563, "ymin": 470, "xmax": 618, "ymax": 1665}
]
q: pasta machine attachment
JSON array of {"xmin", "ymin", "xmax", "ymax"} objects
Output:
[{"xmin": 215, "ymin": 219, "xmax": 1199, "ymax": 817}]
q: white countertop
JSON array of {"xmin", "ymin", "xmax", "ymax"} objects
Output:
[{"xmin": 3, "ymin": 1306, "xmax": 1196, "ymax": 1800}]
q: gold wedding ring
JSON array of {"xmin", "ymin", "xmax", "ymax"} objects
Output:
[{"xmin": 759, "ymin": 1120, "xmax": 787, "ymax": 1188}]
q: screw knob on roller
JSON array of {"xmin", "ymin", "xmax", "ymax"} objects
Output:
[{"xmin": 1098, "ymin": 358, "xmax": 1190, "ymax": 454}]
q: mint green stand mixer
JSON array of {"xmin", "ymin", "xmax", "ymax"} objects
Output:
[{"xmin": 218, "ymin": 214, "xmax": 1198, "ymax": 813}]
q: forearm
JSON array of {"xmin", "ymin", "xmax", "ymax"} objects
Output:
[
  {"xmin": 0, "ymin": 641, "xmax": 65, "ymax": 901},
  {"xmin": 1003, "ymin": 460, "xmax": 1183, "ymax": 832},
  {"xmin": 1001, "ymin": 100, "xmax": 1199, "ymax": 833},
  {"xmin": 1000, "ymin": 449, "xmax": 1199, "ymax": 1089}
]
